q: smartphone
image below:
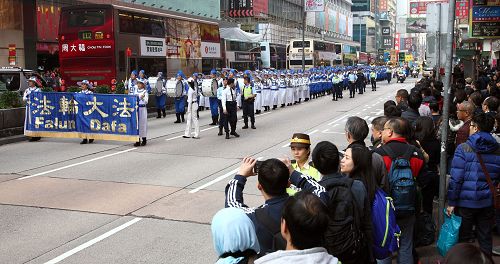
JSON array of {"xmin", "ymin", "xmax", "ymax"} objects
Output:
[{"xmin": 253, "ymin": 160, "xmax": 263, "ymax": 174}]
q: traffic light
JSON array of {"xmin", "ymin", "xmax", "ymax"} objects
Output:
[{"xmin": 398, "ymin": 52, "xmax": 405, "ymax": 62}]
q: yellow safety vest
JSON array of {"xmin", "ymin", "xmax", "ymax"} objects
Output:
[
  {"xmin": 243, "ymin": 85, "xmax": 253, "ymax": 99},
  {"xmin": 287, "ymin": 161, "xmax": 321, "ymax": 196}
]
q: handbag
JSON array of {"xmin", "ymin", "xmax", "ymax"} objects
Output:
[
  {"xmin": 475, "ymin": 152, "xmax": 500, "ymax": 209},
  {"xmin": 437, "ymin": 209, "xmax": 462, "ymax": 256}
]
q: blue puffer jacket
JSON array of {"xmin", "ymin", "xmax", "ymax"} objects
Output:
[{"xmin": 448, "ymin": 132, "xmax": 500, "ymax": 208}]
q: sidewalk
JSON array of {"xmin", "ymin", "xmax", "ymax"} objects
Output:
[{"xmin": 415, "ymin": 233, "xmax": 500, "ymax": 263}]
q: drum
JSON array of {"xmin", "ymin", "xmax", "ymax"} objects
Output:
[
  {"xmin": 166, "ymin": 79, "xmax": 183, "ymax": 97},
  {"xmin": 149, "ymin": 77, "xmax": 164, "ymax": 95},
  {"xmin": 201, "ymin": 79, "xmax": 218, "ymax": 96}
]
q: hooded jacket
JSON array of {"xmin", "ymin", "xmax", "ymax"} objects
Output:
[
  {"xmin": 448, "ymin": 132, "xmax": 500, "ymax": 208},
  {"xmin": 254, "ymin": 247, "xmax": 339, "ymax": 264}
]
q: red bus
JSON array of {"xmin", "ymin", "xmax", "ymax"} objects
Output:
[{"xmin": 59, "ymin": 4, "xmax": 221, "ymax": 90}]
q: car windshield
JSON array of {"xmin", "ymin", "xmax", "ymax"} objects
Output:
[{"xmin": 0, "ymin": 73, "xmax": 20, "ymax": 92}]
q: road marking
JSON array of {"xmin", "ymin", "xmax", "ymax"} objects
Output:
[
  {"xmin": 363, "ymin": 115, "xmax": 371, "ymax": 120},
  {"xmin": 328, "ymin": 114, "xmax": 349, "ymax": 125},
  {"xmin": 189, "ymin": 157, "xmax": 263, "ymax": 193},
  {"xmin": 322, "ymin": 129, "xmax": 344, "ymax": 135},
  {"xmin": 18, "ymin": 148, "xmax": 137, "ymax": 180},
  {"xmin": 167, "ymin": 112, "xmax": 271, "ymax": 141},
  {"xmin": 282, "ymin": 130, "xmax": 318, "ymax": 148},
  {"xmin": 44, "ymin": 217, "xmax": 142, "ymax": 264}
]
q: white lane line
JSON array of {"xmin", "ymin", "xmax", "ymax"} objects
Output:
[
  {"xmin": 18, "ymin": 148, "xmax": 137, "ymax": 180},
  {"xmin": 44, "ymin": 217, "xmax": 142, "ymax": 264},
  {"xmin": 282, "ymin": 129, "xmax": 318, "ymax": 148},
  {"xmin": 363, "ymin": 115, "xmax": 371, "ymax": 120},
  {"xmin": 189, "ymin": 157, "xmax": 263, "ymax": 193},
  {"xmin": 167, "ymin": 112, "xmax": 272, "ymax": 141},
  {"xmin": 328, "ymin": 114, "xmax": 349, "ymax": 125},
  {"xmin": 322, "ymin": 129, "xmax": 344, "ymax": 134}
]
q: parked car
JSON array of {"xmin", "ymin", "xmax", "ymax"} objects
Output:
[
  {"xmin": 422, "ymin": 67, "xmax": 434, "ymax": 78},
  {"xmin": 0, "ymin": 67, "xmax": 48, "ymax": 96}
]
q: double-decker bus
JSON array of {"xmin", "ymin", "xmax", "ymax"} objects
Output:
[
  {"xmin": 287, "ymin": 39, "xmax": 343, "ymax": 70},
  {"xmin": 58, "ymin": 4, "xmax": 221, "ymax": 89}
]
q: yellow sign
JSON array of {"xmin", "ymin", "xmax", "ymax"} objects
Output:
[
  {"xmin": 95, "ymin": 32, "xmax": 103, "ymax": 40},
  {"xmin": 405, "ymin": 54, "xmax": 413, "ymax": 62}
]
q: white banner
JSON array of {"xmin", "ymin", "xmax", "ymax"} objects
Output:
[
  {"xmin": 140, "ymin": 37, "xmax": 166, "ymax": 57},
  {"xmin": 305, "ymin": 0, "xmax": 325, "ymax": 12},
  {"xmin": 201, "ymin": 42, "xmax": 221, "ymax": 58}
]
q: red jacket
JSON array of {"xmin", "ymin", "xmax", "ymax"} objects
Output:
[{"xmin": 374, "ymin": 138, "xmax": 426, "ymax": 178}]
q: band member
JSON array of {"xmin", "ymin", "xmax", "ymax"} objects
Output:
[
  {"xmin": 155, "ymin": 72, "xmax": 167, "ymax": 118},
  {"xmin": 261, "ymin": 73, "xmax": 271, "ymax": 112},
  {"xmin": 286, "ymin": 72, "xmax": 294, "ymax": 106},
  {"xmin": 242, "ymin": 77, "xmax": 256, "ymax": 130},
  {"xmin": 271, "ymin": 72, "xmax": 279, "ymax": 109},
  {"xmin": 209, "ymin": 69, "xmax": 220, "ymax": 126},
  {"xmin": 174, "ymin": 70, "xmax": 188, "ymax": 123},
  {"xmin": 222, "ymin": 78, "xmax": 240, "ymax": 139},
  {"xmin": 253, "ymin": 75, "xmax": 263, "ymax": 115},
  {"xmin": 278, "ymin": 73, "xmax": 287, "ymax": 108},
  {"xmin": 23, "ymin": 76, "xmax": 41, "ymax": 142},
  {"xmin": 126, "ymin": 70, "xmax": 138, "ymax": 95},
  {"xmin": 217, "ymin": 77, "xmax": 227, "ymax": 136},
  {"xmin": 77, "ymin": 80, "xmax": 94, "ymax": 144},
  {"xmin": 134, "ymin": 78, "xmax": 149, "ymax": 147},
  {"xmin": 183, "ymin": 77, "xmax": 200, "ymax": 139},
  {"xmin": 138, "ymin": 70, "xmax": 151, "ymax": 93}
]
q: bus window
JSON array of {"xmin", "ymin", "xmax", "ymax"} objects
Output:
[
  {"xmin": 292, "ymin": 41, "xmax": 310, "ymax": 48},
  {"xmin": 118, "ymin": 12, "xmax": 164, "ymax": 36},
  {"xmin": 289, "ymin": 60, "xmax": 312, "ymax": 66},
  {"xmin": 68, "ymin": 10, "xmax": 105, "ymax": 27}
]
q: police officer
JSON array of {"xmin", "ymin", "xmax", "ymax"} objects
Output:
[
  {"xmin": 356, "ymin": 69, "xmax": 365, "ymax": 95},
  {"xmin": 287, "ymin": 133, "xmax": 320, "ymax": 195},
  {"xmin": 242, "ymin": 76, "xmax": 256, "ymax": 130},
  {"xmin": 222, "ymin": 78, "xmax": 240, "ymax": 139},
  {"xmin": 77, "ymin": 80, "xmax": 94, "ymax": 144},
  {"xmin": 370, "ymin": 69, "xmax": 377, "ymax": 91},
  {"xmin": 134, "ymin": 78, "xmax": 149, "ymax": 146},
  {"xmin": 23, "ymin": 76, "xmax": 41, "ymax": 142},
  {"xmin": 174, "ymin": 70, "xmax": 188, "ymax": 123},
  {"xmin": 348, "ymin": 71, "xmax": 357, "ymax": 98}
]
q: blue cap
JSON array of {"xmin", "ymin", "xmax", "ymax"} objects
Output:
[
  {"xmin": 139, "ymin": 70, "xmax": 145, "ymax": 74},
  {"xmin": 176, "ymin": 70, "xmax": 186, "ymax": 79},
  {"xmin": 210, "ymin": 69, "xmax": 217, "ymax": 75},
  {"xmin": 131, "ymin": 70, "xmax": 138, "ymax": 76}
]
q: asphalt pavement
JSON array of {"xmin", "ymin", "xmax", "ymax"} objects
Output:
[{"xmin": 0, "ymin": 79, "xmax": 416, "ymax": 264}]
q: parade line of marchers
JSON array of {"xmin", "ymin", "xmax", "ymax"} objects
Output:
[{"xmin": 24, "ymin": 92, "xmax": 140, "ymax": 142}]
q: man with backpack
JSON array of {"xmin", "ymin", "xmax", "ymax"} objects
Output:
[
  {"xmin": 312, "ymin": 141, "xmax": 374, "ymax": 264},
  {"xmin": 373, "ymin": 117, "xmax": 426, "ymax": 264},
  {"xmin": 225, "ymin": 157, "xmax": 329, "ymax": 256}
]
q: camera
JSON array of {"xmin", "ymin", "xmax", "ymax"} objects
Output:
[{"xmin": 253, "ymin": 160, "xmax": 263, "ymax": 174}]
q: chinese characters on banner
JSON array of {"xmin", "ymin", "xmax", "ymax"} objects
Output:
[
  {"xmin": 456, "ymin": 0, "xmax": 469, "ymax": 20},
  {"xmin": 394, "ymin": 34, "xmax": 401, "ymax": 51},
  {"xmin": 305, "ymin": 0, "xmax": 325, "ymax": 12},
  {"xmin": 409, "ymin": 1, "xmax": 446, "ymax": 15},
  {"xmin": 25, "ymin": 92, "xmax": 139, "ymax": 142}
]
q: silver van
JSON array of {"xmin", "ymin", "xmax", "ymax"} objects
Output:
[{"xmin": 0, "ymin": 67, "xmax": 47, "ymax": 95}]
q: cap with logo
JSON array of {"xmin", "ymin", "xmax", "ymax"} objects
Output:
[{"xmin": 290, "ymin": 133, "xmax": 311, "ymax": 148}]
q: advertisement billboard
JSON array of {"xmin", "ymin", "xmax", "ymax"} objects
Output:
[
  {"xmin": 470, "ymin": 0, "xmax": 500, "ymax": 38},
  {"xmin": 406, "ymin": 18, "xmax": 426, "ymax": 33},
  {"xmin": 409, "ymin": 1, "xmax": 446, "ymax": 15},
  {"xmin": 382, "ymin": 36, "xmax": 392, "ymax": 48},
  {"xmin": 229, "ymin": 0, "xmax": 254, "ymax": 17},
  {"xmin": 382, "ymin": 27, "xmax": 391, "ymax": 35},
  {"xmin": 140, "ymin": 37, "xmax": 166, "ymax": 57},
  {"xmin": 305, "ymin": 0, "xmax": 325, "ymax": 12}
]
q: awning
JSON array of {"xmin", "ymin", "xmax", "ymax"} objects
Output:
[{"xmin": 220, "ymin": 27, "xmax": 262, "ymax": 43}]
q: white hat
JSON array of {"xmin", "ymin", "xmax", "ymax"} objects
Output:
[
  {"xmin": 77, "ymin": 80, "xmax": 93, "ymax": 88},
  {"xmin": 136, "ymin": 78, "xmax": 147, "ymax": 85},
  {"xmin": 27, "ymin": 76, "xmax": 37, "ymax": 83},
  {"xmin": 187, "ymin": 77, "xmax": 195, "ymax": 83}
]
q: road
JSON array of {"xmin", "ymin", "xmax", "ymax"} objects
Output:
[{"xmin": 0, "ymin": 79, "xmax": 416, "ymax": 264}]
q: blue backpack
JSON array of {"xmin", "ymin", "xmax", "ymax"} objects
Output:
[
  {"xmin": 372, "ymin": 188, "xmax": 401, "ymax": 259},
  {"xmin": 382, "ymin": 145, "xmax": 417, "ymax": 216}
]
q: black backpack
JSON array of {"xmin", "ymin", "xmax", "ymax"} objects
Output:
[
  {"xmin": 322, "ymin": 177, "xmax": 365, "ymax": 258},
  {"xmin": 255, "ymin": 208, "xmax": 287, "ymax": 254}
]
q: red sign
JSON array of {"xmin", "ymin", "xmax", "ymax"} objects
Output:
[
  {"xmin": 126, "ymin": 47, "xmax": 132, "ymax": 57},
  {"xmin": 253, "ymin": 0, "xmax": 269, "ymax": 16},
  {"xmin": 456, "ymin": 0, "xmax": 469, "ymax": 19},
  {"xmin": 229, "ymin": 0, "xmax": 254, "ymax": 17},
  {"xmin": 8, "ymin": 44, "xmax": 16, "ymax": 57},
  {"xmin": 379, "ymin": 0, "xmax": 388, "ymax": 11},
  {"xmin": 394, "ymin": 34, "xmax": 401, "ymax": 51},
  {"xmin": 409, "ymin": 1, "xmax": 447, "ymax": 15}
]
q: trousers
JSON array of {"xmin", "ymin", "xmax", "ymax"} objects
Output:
[
  {"xmin": 242, "ymin": 100, "xmax": 255, "ymax": 125},
  {"xmin": 223, "ymin": 101, "xmax": 237, "ymax": 133},
  {"xmin": 457, "ymin": 206, "xmax": 495, "ymax": 254}
]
